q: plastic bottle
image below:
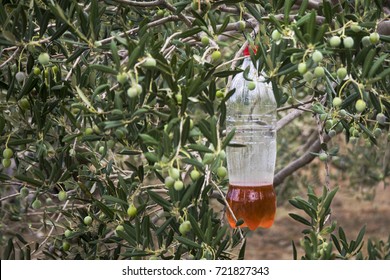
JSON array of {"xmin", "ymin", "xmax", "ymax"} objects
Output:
[{"xmin": 225, "ymin": 47, "xmax": 277, "ymax": 230}]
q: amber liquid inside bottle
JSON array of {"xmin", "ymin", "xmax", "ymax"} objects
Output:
[{"xmin": 226, "ymin": 184, "xmax": 276, "ymax": 230}]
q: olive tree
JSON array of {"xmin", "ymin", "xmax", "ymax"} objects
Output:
[{"xmin": 0, "ymin": 0, "xmax": 389, "ymax": 260}]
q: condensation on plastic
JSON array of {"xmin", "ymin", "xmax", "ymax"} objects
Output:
[{"xmin": 226, "ymin": 58, "xmax": 277, "ymax": 186}]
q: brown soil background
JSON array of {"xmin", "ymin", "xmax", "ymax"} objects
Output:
[{"xmin": 245, "ymin": 183, "xmax": 390, "ymax": 259}]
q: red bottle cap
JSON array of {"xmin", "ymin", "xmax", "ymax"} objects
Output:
[{"xmin": 243, "ymin": 45, "xmax": 258, "ymax": 56}]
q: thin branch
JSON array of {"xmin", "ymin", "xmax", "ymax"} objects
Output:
[
  {"xmin": 271, "ymin": 14, "xmax": 327, "ymax": 25},
  {"xmin": 65, "ymin": 54, "xmax": 83, "ymax": 81},
  {"xmin": 162, "ymin": 1, "xmax": 192, "ymax": 27},
  {"xmin": 276, "ymin": 102, "xmax": 313, "ymax": 131},
  {"xmin": 217, "ymin": 5, "xmax": 239, "ymax": 14},
  {"xmin": 217, "ymin": 18, "xmax": 258, "ymax": 37},
  {"xmin": 274, "ymin": 134, "xmax": 331, "ymax": 187},
  {"xmin": 160, "ymin": 31, "xmax": 182, "ymax": 53},
  {"xmin": 210, "ymin": 180, "xmax": 244, "ymax": 240},
  {"xmin": 31, "ymin": 200, "xmax": 70, "ymax": 255},
  {"xmin": 0, "ymin": 192, "xmax": 20, "ymax": 202},
  {"xmin": 0, "ymin": 47, "xmax": 21, "ymax": 68},
  {"xmin": 97, "ymin": 15, "xmax": 181, "ymax": 45},
  {"xmin": 298, "ymin": 129, "xmax": 318, "ymax": 154},
  {"xmin": 315, "ymin": 114, "xmax": 331, "ymax": 190},
  {"xmin": 294, "ymin": 0, "xmax": 320, "ymax": 10},
  {"xmin": 109, "ymin": 0, "xmax": 165, "ymax": 7}
]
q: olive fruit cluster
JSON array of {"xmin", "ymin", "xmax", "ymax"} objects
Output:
[
  {"xmin": 165, "ymin": 167, "xmax": 184, "ymax": 191},
  {"xmin": 2, "ymin": 147, "xmax": 13, "ymax": 168}
]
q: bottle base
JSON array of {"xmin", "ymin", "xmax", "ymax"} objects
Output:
[{"xmin": 225, "ymin": 184, "xmax": 276, "ymax": 230}]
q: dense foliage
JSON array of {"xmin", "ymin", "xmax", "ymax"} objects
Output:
[{"xmin": 0, "ymin": 0, "xmax": 389, "ymax": 260}]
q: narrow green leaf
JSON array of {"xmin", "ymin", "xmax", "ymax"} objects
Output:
[
  {"xmin": 288, "ymin": 240, "xmax": 297, "ymax": 261},
  {"xmin": 179, "ymin": 182, "xmax": 197, "ymax": 209},
  {"xmin": 377, "ymin": 67, "xmax": 390, "ymax": 79},
  {"xmin": 222, "ymin": 128, "xmax": 235, "ymax": 149},
  {"xmin": 209, "ymin": 117, "xmax": 218, "ymax": 148},
  {"xmin": 94, "ymin": 200, "xmax": 115, "ymax": 220},
  {"xmin": 147, "ymin": 190, "xmax": 172, "ymax": 211},
  {"xmin": 187, "ymin": 213, "xmax": 205, "ymax": 242},
  {"xmin": 216, "ymin": 15, "xmax": 230, "ymax": 34},
  {"xmin": 245, "ymin": 3, "xmax": 262, "ymax": 23},
  {"xmin": 298, "ymin": 0, "xmax": 309, "ymax": 17},
  {"xmin": 14, "ymin": 174, "xmax": 43, "ymax": 187},
  {"xmin": 238, "ymin": 238, "xmax": 246, "ymax": 260},
  {"xmin": 321, "ymin": 187, "xmax": 339, "ymax": 215},
  {"xmin": 127, "ymin": 46, "xmax": 141, "ymax": 69},
  {"xmin": 306, "ymin": 11, "xmax": 317, "ymax": 43},
  {"xmin": 17, "ymin": 74, "xmax": 38, "ymax": 100},
  {"xmin": 341, "ymin": 92, "xmax": 359, "ymax": 108},
  {"xmin": 155, "ymin": 217, "xmax": 175, "ymax": 236},
  {"xmin": 295, "ymin": 12, "xmax": 311, "ymax": 27},
  {"xmin": 66, "ymin": 47, "xmax": 88, "ymax": 63},
  {"xmin": 118, "ymin": 149, "xmax": 142, "ymax": 155},
  {"xmin": 144, "ymin": 152, "xmax": 158, "ymax": 163},
  {"xmin": 89, "ymin": 64, "xmax": 118, "ymax": 75},
  {"xmin": 187, "ymin": 144, "xmax": 213, "ymax": 153},
  {"xmin": 315, "ymin": 24, "xmax": 328, "ymax": 44},
  {"xmin": 50, "ymin": 23, "xmax": 69, "ymax": 41},
  {"xmin": 102, "ymin": 195, "xmax": 128, "ymax": 207},
  {"xmin": 339, "ymin": 227, "xmax": 347, "ymax": 244},
  {"xmin": 271, "ymin": 79, "xmax": 283, "ymax": 107},
  {"xmin": 175, "ymin": 236, "xmax": 202, "ymax": 249},
  {"xmin": 212, "ymin": 225, "xmax": 228, "ymax": 247},
  {"xmin": 368, "ymin": 54, "xmax": 388, "ymax": 78},
  {"xmin": 0, "ymin": 114, "xmax": 5, "ymax": 134},
  {"xmin": 358, "ymin": 123, "xmax": 377, "ymax": 145},
  {"xmin": 214, "ymin": 69, "xmax": 242, "ymax": 78},
  {"xmin": 0, "ymin": 174, "xmax": 11, "ymax": 181},
  {"xmin": 322, "ymin": 0, "xmax": 333, "ymax": 24},
  {"xmin": 3, "ymin": 238, "xmax": 14, "ymax": 260},
  {"xmin": 7, "ymin": 138, "xmax": 36, "ymax": 146},
  {"xmin": 362, "ymin": 48, "xmax": 376, "ymax": 78},
  {"xmin": 178, "ymin": 27, "xmax": 202, "ymax": 39},
  {"xmin": 76, "ymin": 86, "xmax": 95, "ymax": 111},
  {"xmin": 110, "ymin": 40, "xmax": 120, "ymax": 70},
  {"xmin": 181, "ymin": 158, "xmax": 204, "ymax": 170},
  {"xmin": 284, "ymin": 0, "xmax": 294, "ymax": 25},
  {"xmin": 369, "ymin": 92, "xmax": 381, "ymax": 113},
  {"xmin": 268, "ymin": 14, "xmax": 283, "ymax": 31},
  {"xmin": 276, "ymin": 63, "xmax": 297, "ymax": 77},
  {"xmin": 2, "ymin": 30, "xmax": 16, "ymax": 43},
  {"xmin": 291, "ymin": 25, "xmax": 308, "ymax": 45},
  {"xmin": 331, "ymin": 234, "xmax": 342, "ymax": 253},
  {"xmin": 103, "ymin": 120, "xmax": 125, "ymax": 130},
  {"xmin": 116, "ymin": 229, "xmax": 137, "ymax": 247},
  {"xmin": 139, "ymin": 133, "xmax": 159, "ymax": 146},
  {"xmin": 289, "ymin": 213, "xmax": 312, "ymax": 226}
]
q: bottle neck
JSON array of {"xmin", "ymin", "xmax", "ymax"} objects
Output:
[
  {"xmin": 241, "ymin": 57, "xmax": 260, "ymax": 80},
  {"xmin": 242, "ymin": 57, "xmax": 252, "ymax": 68}
]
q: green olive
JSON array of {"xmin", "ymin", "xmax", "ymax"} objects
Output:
[
  {"xmin": 216, "ymin": 166, "xmax": 227, "ymax": 179},
  {"xmin": 3, "ymin": 148, "xmax": 13, "ymax": 159},
  {"xmin": 127, "ymin": 204, "xmax": 137, "ymax": 218},
  {"xmin": 174, "ymin": 180, "xmax": 184, "ymax": 191},
  {"xmin": 84, "ymin": 215, "xmax": 93, "ymax": 226},
  {"xmin": 38, "ymin": 53, "xmax": 50, "ymax": 65},
  {"xmin": 211, "ymin": 50, "xmax": 222, "ymax": 62},
  {"xmin": 58, "ymin": 191, "xmax": 68, "ymax": 202}
]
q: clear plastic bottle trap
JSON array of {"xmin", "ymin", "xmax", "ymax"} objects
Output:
[{"xmin": 225, "ymin": 47, "xmax": 277, "ymax": 230}]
